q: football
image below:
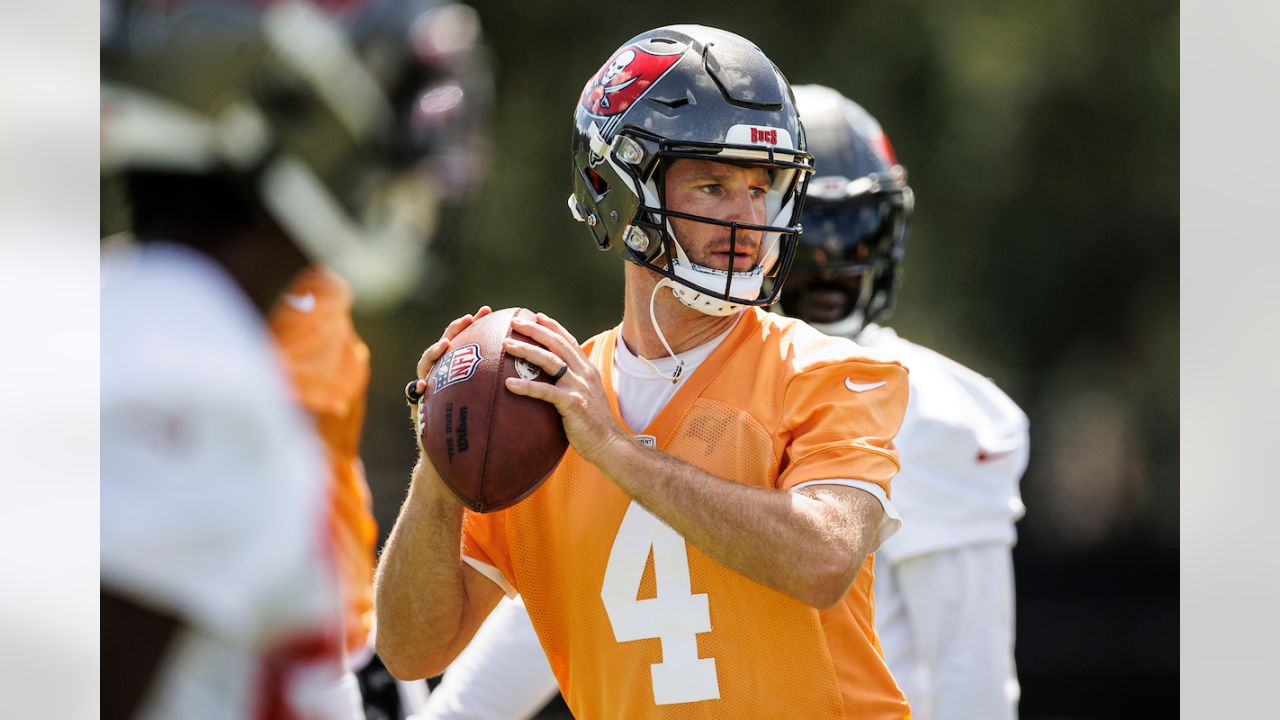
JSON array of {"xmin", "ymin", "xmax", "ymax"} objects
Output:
[{"xmin": 418, "ymin": 307, "xmax": 569, "ymax": 513}]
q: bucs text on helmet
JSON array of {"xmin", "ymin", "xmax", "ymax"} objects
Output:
[
  {"xmin": 568, "ymin": 25, "xmax": 814, "ymax": 316},
  {"xmin": 101, "ymin": 0, "xmax": 491, "ymax": 310},
  {"xmin": 779, "ymin": 84, "xmax": 914, "ymax": 336}
]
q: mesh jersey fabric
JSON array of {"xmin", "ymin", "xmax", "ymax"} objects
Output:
[
  {"xmin": 461, "ymin": 308, "xmax": 911, "ymax": 719},
  {"xmin": 268, "ymin": 267, "xmax": 378, "ymax": 658}
]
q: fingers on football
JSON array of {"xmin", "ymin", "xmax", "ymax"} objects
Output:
[
  {"xmin": 417, "ymin": 339, "xmax": 450, "ymax": 377},
  {"xmin": 418, "ymin": 308, "xmax": 487, "ymax": 375},
  {"xmin": 534, "ymin": 312, "xmax": 580, "ymax": 347},
  {"xmin": 503, "ymin": 338, "xmax": 566, "ymax": 378},
  {"xmin": 504, "ymin": 375, "xmax": 567, "ymax": 407},
  {"xmin": 512, "ymin": 316, "xmax": 585, "ymax": 373},
  {"xmin": 442, "ymin": 313, "xmax": 477, "ymax": 341}
]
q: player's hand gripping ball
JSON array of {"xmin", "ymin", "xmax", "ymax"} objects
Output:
[{"xmin": 413, "ymin": 308, "xmax": 569, "ymax": 513}]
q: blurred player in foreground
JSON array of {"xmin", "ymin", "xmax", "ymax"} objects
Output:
[
  {"xmin": 101, "ymin": 0, "xmax": 450, "ymax": 716},
  {"xmin": 265, "ymin": 1, "xmax": 491, "ymax": 716},
  {"xmin": 377, "ymin": 26, "xmax": 913, "ymax": 719},
  {"xmin": 781, "ymin": 84, "xmax": 1029, "ymax": 720}
]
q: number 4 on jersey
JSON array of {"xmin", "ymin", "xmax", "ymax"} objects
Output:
[{"xmin": 601, "ymin": 501, "xmax": 720, "ymax": 705}]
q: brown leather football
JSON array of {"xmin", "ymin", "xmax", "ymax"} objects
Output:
[{"xmin": 418, "ymin": 307, "xmax": 569, "ymax": 513}]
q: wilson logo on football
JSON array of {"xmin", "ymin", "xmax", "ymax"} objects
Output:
[
  {"xmin": 580, "ymin": 44, "xmax": 684, "ymax": 117},
  {"xmin": 432, "ymin": 343, "xmax": 483, "ymax": 391}
]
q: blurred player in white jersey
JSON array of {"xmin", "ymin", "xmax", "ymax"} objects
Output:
[
  {"xmin": 413, "ymin": 84, "xmax": 1027, "ymax": 720},
  {"xmin": 780, "ymin": 83, "xmax": 1028, "ymax": 720},
  {"xmin": 101, "ymin": 0, "xmax": 448, "ymax": 716}
]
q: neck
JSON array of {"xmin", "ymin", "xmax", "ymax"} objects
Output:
[{"xmin": 620, "ymin": 262, "xmax": 741, "ymax": 359}]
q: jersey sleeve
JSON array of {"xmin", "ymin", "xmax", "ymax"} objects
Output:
[
  {"xmin": 268, "ymin": 266, "xmax": 370, "ymax": 426},
  {"xmin": 461, "ymin": 509, "xmax": 518, "ymax": 597},
  {"xmin": 270, "ymin": 267, "xmax": 379, "ymax": 654},
  {"xmin": 776, "ymin": 357, "xmax": 909, "ymax": 495}
]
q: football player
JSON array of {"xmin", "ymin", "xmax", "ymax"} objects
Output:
[
  {"xmin": 101, "ymin": 1, "xmax": 450, "ymax": 716},
  {"xmin": 782, "ymin": 84, "xmax": 1029, "ymax": 720},
  {"xmin": 377, "ymin": 26, "xmax": 912, "ymax": 719}
]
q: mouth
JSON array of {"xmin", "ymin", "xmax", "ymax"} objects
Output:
[
  {"xmin": 703, "ymin": 238, "xmax": 761, "ymax": 271},
  {"xmin": 707, "ymin": 250, "xmax": 757, "ymax": 272}
]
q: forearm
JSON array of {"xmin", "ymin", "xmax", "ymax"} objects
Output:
[
  {"xmin": 596, "ymin": 439, "xmax": 878, "ymax": 608},
  {"xmin": 373, "ymin": 460, "xmax": 470, "ymax": 678}
]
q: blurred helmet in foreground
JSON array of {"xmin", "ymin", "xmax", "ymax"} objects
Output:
[
  {"xmin": 780, "ymin": 84, "xmax": 913, "ymax": 336},
  {"xmin": 567, "ymin": 25, "xmax": 814, "ymax": 316},
  {"xmin": 101, "ymin": 0, "xmax": 492, "ymax": 310}
]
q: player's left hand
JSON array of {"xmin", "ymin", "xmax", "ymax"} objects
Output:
[{"xmin": 504, "ymin": 313, "xmax": 627, "ymax": 465}]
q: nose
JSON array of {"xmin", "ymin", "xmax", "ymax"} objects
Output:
[{"xmin": 724, "ymin": 187, "xmax": 766, "ymax": 244}]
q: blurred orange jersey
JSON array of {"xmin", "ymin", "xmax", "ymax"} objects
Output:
[
  {"xmin": 463, "ymin": 308, "xmax": 911, "ymax": 719},
  {"xmin": 269, "ymin": 267, "xmax": 377, "ymax": 658}
]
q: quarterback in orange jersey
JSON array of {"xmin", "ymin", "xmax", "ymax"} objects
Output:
[{"xmin": 376, "ymin": 25, "xmax": 911, "ymax": 719}]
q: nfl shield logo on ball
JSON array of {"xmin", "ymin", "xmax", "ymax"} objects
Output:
[{"xmin": 432, "ymin": 343, "xmax": 483, "ymax": 391}]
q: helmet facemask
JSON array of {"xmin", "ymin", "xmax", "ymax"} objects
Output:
[
  {"xmin": 781, "ymin": 173, "xmax": 913, "ymax": 334},
  {"xmin": 568, "ymin": 26, "xmax": 816, "ymax": 318},
  {"xmin": 575, "ymin": 124, "xmax": 813, "ymax": 316}
]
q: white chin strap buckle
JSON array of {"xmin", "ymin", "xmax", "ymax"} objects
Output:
[
  {"xmin": 670, "ymin": 284, "xmax": 743, "ymax": 317},
  {"xmin": 668, "ymin": 262, "xmax": 761, "ymax": 317}
]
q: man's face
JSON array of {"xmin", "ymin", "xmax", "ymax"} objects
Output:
[{"xmin": 663, "ymin": 158, "xmax": 770, "ymax": 272}]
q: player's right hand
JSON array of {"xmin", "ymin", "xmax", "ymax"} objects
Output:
[{"xmin": 409, "ymin": 306, "xmax": 493, "ymax": 455}]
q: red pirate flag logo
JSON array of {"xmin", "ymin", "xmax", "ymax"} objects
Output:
[{"xmin": 580, "ymin": 44, "xmax": 685, "ymax": 117}]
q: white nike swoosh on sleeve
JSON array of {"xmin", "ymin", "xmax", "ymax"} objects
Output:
[
  {"xmin": 844, "ymin": 378, "xmax": 888, "ymax": 393},
  {"xmin": 282, "ymin": 292, "xmax": 316, "ymax": 313}
]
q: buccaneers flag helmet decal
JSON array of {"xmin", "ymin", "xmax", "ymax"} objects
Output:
[{"xmin": 579, "ymin": 44, "xmax": 685, "ymax": 117}]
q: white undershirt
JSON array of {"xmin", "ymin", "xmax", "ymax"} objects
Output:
[{"xmin": 612, "ymin": 319, "xmax": 738, "ymax": 433}]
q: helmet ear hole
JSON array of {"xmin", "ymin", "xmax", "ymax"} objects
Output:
[{"xmin": 584, "ymin": 167, "xmax": 610, "ymax": 197}]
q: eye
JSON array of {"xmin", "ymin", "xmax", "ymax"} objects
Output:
[
  {"xmin": 698, "ymin": 183, "xmax": 722, "ymax": 195},
  {"xmin": 749, "ymin": 186, "xmax": 768, "ymax": 198}
]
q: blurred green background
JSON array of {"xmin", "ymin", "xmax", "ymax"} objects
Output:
[{"xmin": 103, "ymin": 1, "xmax": 1177, "ymax": 716}]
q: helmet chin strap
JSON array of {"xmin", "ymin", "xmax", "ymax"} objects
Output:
[
  {"xmin": 663, "ymin": 220, "xmax": 763, "ymax": 317},
  {"xmin": 634, "ymin": 278, "xmax": 686, "ymax": 384}
]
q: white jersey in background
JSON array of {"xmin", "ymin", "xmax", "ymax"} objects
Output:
[
  {"xmin": 856, "ymin": 324, "xmax": 1027, "ymax": 563},
  {"xmin": 101, "ymin": 243, "xmax": 353, "ymax": 719},
  {"xmin": 856, "ymin": 323, "xmax": 1028, "ymax": 720}
]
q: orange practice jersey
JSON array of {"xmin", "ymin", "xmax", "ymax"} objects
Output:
[
  {"xmin": 463, "ymin": 308, "xmax": 911, "ymax": 719},
  {"xmin": 269, "ymin": 267, "xmax": 377, "ymax": 657}
]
